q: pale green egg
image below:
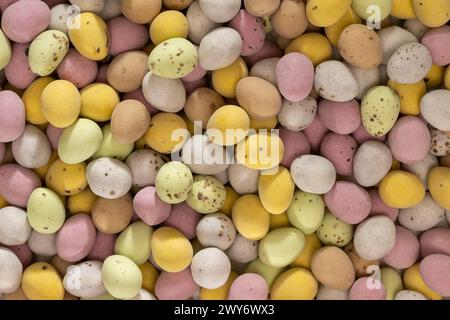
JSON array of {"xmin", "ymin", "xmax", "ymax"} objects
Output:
[
  {"xmin": 352, "ymin": 0, "xmax": 392, "ymax": 21},
  {"xmin": 114, "ymin": 221, "xmax": 153, "ymax": 266},
  {"xmin": 28, "ymin": 30, "xmax": 69, "ymax": 76},
  {"xmin": 92, "ymin": 125, "xmax": 134, "ymax": 161},
  {"xmin": 381, "ymin": 267, "xmax": 404, "ymax": 300},
  {"xmin": 317, "ymin": 210, "xmax": 354, "ymax": 247},
  {"xmin": 287, "ymin": 190, "xmax": 325, "ymax": 235},
  {"xmin": 102, "ymin": 255, "xmax": 142, "ymax": 300},
  {"xmin": 245, "ymin": 258, "xmax": 286, "ymax": 288},
  {"xmin": 148, "ymin": 37, "xmax": 198, "ymax": 79},
  {"xmin": 0, "ymin": 28, "xmax": 11, "ymax": 70},
  {"xmin": 186, "ymin": 175, "xmax": 226, "ymax": 214},
  {"xmin": 155, "ymin": 161, "xmax": 193, "ymax": 204},
  {"xmin": 361, "ymin": 85, "xmax": 400, "ymax": 137},
  {"xmin": 27, "ymin": 187, "xmax": 66, "ymax": 234}
]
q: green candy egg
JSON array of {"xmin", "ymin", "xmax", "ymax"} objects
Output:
[
  {"xmin": 287, "ymin": 190, "xmax": 325, "ymax": 235},
  {"xmin": 155, "ymin": 161, "xmax": 193, "ymax": 204},
  {"xmin": 381, "ymin": 267, "xmax": 403, "ymax": 300},
  {"xmin": 58, "ymin": 118, "xmax": 103, "ymax": 164},
  {"xmin": 317, "ymin": 210, "xmax": 354, "ymax": 247},
  {"xmin": 0, "ymin": 28, "xmax": 11, "ymax": 70},
  {"xmin": 114, "ymin": 221, "xmax": 153, "ymax": 266},
  {"xmin": 102, "ymin": 255, "xmax": 142, "ymax": 299},
  {"xmin": 148, "ymin": 38, "xmax": 198, "ymax": 79},
  {"xmin": 28, "ymin": 30, "xmax": 69, "ymax": 76},
  {"xmin": 27, "ymin": 187, "xmax": 66, "ymax": 234},
  {"xmin": 259, "ymin": 227, "xmax": 305, "ymax": 268},
  {"xmin": 186, "ymin": 175, "xmax": 226, "ymax": 214},
  {"xmin": 92, "ymin": 125, "xmax": 134, "ymax": 161},
  {"xmin": 245, "ymin": 258, "xmax": 286, "ymax": 288},
  {"xmin": 361, "ymin": 85, "xmax": 400, "ymax": 137}
]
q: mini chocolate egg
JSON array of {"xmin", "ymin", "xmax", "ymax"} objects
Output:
[
  {"xmin": 63, "ymin": 261, "xmax": 106, "ymax": 299},
  {"xmin": 317, "ymin": 210, "xmax": 354, "ymax": 247},
  {"xmin": 287, "ymin": 191, "xmax": 324, "ymax": 235},
  {"xmin": 278, "ymin": 97, "xmax": 317, "ymax": 132},
  {"xmin": 125, "ymin": 149, "xmax": 166, "ymax": 190},
  {"xmin": 186, "ymin": 175, "xmax": 226, "ymax": 214},
  {"xmin": 27, "ymin": 187, "xmax": 65, "ymax": 234},
  {"xmin": 155, "ymin": 161, "xmax": 193, "ymax": 204},
  {"xmin": 0, "ymin": 206, "xmax": 32, "ymax": 246},
  {"xmin": 314, "ymin": 60, "xmax": 358, "ymax": 102},
  {"xmin": 12, "ymin": 124, "xmax": 51, "ymax": 169},
  {"xmin": 0, "ymin": 247, "xmax": 23, "ymax": 294},
  {"xmin": 0, "ymin": 28, "xmax": 11, "ymax": 70},
  {"xmin": 420, "ymin": 89, "xmax": 450, "ymax": 131},
  {"xmin": 271, "ymin": 0, "xmax": 307, "ymax": 39},
  {"xmin": 102, "ymin": 255, "xmax": 142, "ymax": 299},
  {"xmin": 387, "ymin": 43, "xmax": 432, "ymax": 84},
  {"xmin": 377, "ymin": 26, "xmax": 418, "ymax": 64},
  {"xmin": 228, "ymin": 164, "xmax": 259, "ymax": 195},
  {"xmin": 290, "ymin": 155, "xmax": 336, "ymax": 194},
  {"xmin": 199, "ymin": 0, "xmax": 241, "ymax": 23},
  {"xmin": 258, "ymin": 166, "xmax": 294, "ymax": 215},
  {"xmin": 226, "ymin": 234, "xmax": 259, "ymax": 264},
  {"xmin": 191, "ymin": 247, "xmax": 231, "ymax": 289},
  {"xmin": 196, "ymin": 213, "xmax": 236, "ymax": 250},
  {"xmin": 398, "ymin": 193, "xmax": 445, "ymax": 232},
  {"xmin": 114, "ymin": 221, "xmax": 152, "ymax": 265}
]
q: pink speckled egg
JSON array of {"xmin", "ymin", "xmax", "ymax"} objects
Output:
[
  {"xmin": 229, "ymin": 10, "xmax": 265, "ymax": 57},
  {"xmin": 155, "ymin": 268, "xmax": 199, "ymax": 300},
  {"xmin": 133, "ymin": 186, "xmax": 172, "ymax": 226},
  {"xmin": 419, "ymin": 254, "xmax": 450, "ymax": 296},
  {"xmin": 107, "ymin": 16, "xmax": 149, "ymax": 56},
  {"xmin": 57, "ymin": 49, "xmax": 98, "ymax": 89},
  {"xmin": 4, "ymin": 43, "xmax": 37, "ymax": 89},
  {"xmin": 276, "ymin": 53, "xmax": 314, "ymax": 103},
  {"xmin": 87, "ymin": 231, "xmax": 117, "ymax": 262},
  {"xmin": 0, "ymin": 90, "xmax": 25, "ymax": 143},
  {"xmin": 349, "ymin": 277, "xmax": 386, "ymax": 300},
  {"xmin": 7, "ymin": 243, "xmax": 32, "ymax": 268},
  {"xmin": 388, "ymin": 116, "xmax": 431, "ymax": 164},
  {"xmin": 163, "ymin": 202, "xmax": 202, "ymax": 240},
  {"xmin": 228, "ymin": 273, "xmax": 268, "ymax": 300},
  {"xmin": 244, "ymin": 41, "xmax": 283, "ymax": 67},
  {"xmin": 352, "ymin": 124, "xmax": 386, "ymax": 144},
  {"xmin": 0, "ymin": 164, "xmax": 41, "ymax": 207},
  {"xmin": 420, "ymin": 228, "xmax": 450, "ymax": 257},
  {"xmin": 318, "ymin": 99, "xmax": 361, "ymax": 135},
  {"xmin": 45, "ymin": 124, "xmax": 64, "ymax": 150},
  {"xmin": 56, "ymin": 214, "xmax": 96, "ymax": 263},
  {"xmin": 279, "ymin": 127, "xmax": 311, "ymax": 167},
  {"xmin": 368, "ymin": 188, "xmax": 399, "ymax": 221},
  {"xmin": 320, "ymin": 133, "xmax": 357, "ymax": 176},
  {"xmin": 421, "ymin": 26, "xmax": 450, "ymax": 66},
  {"xmin": 303, "ymin": 115, "xmax": 329, "ymax": 153},
  {"xmin": 383, "ymin": 226, "xmax": 419, "ymax": 269},
  {"xmin": 324, "ymin": 181, "xmax": 371, "ymax": 224},
  {"xmin": 122, "ymin": 89, "xmax": 159, "ymax": 116}
]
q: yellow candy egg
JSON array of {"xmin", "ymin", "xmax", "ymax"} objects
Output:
[
  {"xmin": 379, "ymin": 170, "xmax": 425, "ymax": 209},
  {"xmin": 258, "ymin": 166, "xmax": 295, "ymax": 215},
  {"xmin": 232, "ymin": 194, "xmax": 270, "ymax": 240},
  {"xmin": 206, "ymin": 105, "xmax": 250, "ymax": 146},
  {"xmin": 22, "ymin": 77, "xmax": 53, "ymax": 125},
  {"xmin": 250, "ymin": 116, "xmax": 278, "ymax": 131},
  {"xmin": 80, "ymin": 83, "xmax": 120, "ymax": 122},
  {"xmin": 391, "ymin": 0, "xmax": 416, "ymax": 19},
  {"xmin": 403, "ymin": 264, "xmax": 442, "ymax": 300},
  {"xmin": 22, "ymin": 262, "xmax": 64, "ymax": 300},
  {"xmin": 220, "ymin": 186, "xmax": 239, "ymax": 216},
  {"xmin": 412, "ymin": 0, "xmax": 450, "ymax": 27},
  {"xmin": 0, "ymin": 195, "xmax": 7, "ymax": 209},
  {"xmin": 445, "ymin": 65, "xmax": 450, "ymax": 90},
  {"xmin": 200, "ymin": 271, "xmax": 238, "ymax": 300},
  {"xmin": 290, "ymin": 233, "xmax": 322, "ymax": 269},
  {"xmin": 269, "ymin": 212, "xmax": 291, "ymax": 230},
  {"xmin": 381, "ymin": 267, "xmax": 403, "ymax": 300},
  {"xmin": 150, "ymin": 10, "xmax": 189, "ymax": 45},
  {"xmin": 271, "ymin": 267, "xmax": 318, "ymax": 300},
  {"xmin": 45, "ymin": 159, "xmax": 87, "ymax": 196},
  {"xmin": 139, "ymin": 262, "xmax": 159, "ymax": 294},
  {"xmin": 235, "ymin": 132, "xmax": 284, "ymax": 170},
  {"xmin": 287, "ymin": 191, "xmax": 325, "ymax": 234},
  {"xmin": 33, "ymin": 151, "xmax": 59, "ymax": 181},
  {"xmin": 387, "ymin": 80, "xmax": 426, "ymax": 115},
  {"xmin": 115, "ymin": 221, "xmax": 152, "ymax": 266},
  {"xmin": 352, "ymin": 0, "xmax": 392, "ymax": 21},
  {"xmin": 424, "ymin": 64, "xmax": 445, "ymax": 89},
  {"xmin": 325, "ymin": 7, "xmax": 362, "ymax": 47},
  {"xmin": 212, "ymin": 58, "xmax": 249, "ymax": 98},
  {"xmin": 306, "ymin": 0, "xmax": 352, "ymax": 27},
  {"xmin": 285, "ymin": 33, "xmax": 333, "ymax": 66},
  {"xmin": 259, "ymin": 227, "xmax": 305, "ymax": 267},
  {"xmin": 68, "ymin": 188, "xmax": 98, "ymax": 215},
  {"xmin": 428, "ymin": 167, "xmax": 450, "ymax": 210}
]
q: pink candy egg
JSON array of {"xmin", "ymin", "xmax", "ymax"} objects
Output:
[
  {"xmin": 368, "ymin": 188, "xmax": 399, "ymax": 221},
  {"xmin": 133, "ymin": 186, "xmax": 172, "ymax": 226},
  {"xmin": 244, "ymin": 41, "xmax": 283, "ymax": 67},
  {"xmin": 318, "ymin": 99, "xmax": 361, "ymax": 135},
  {"xmin": 303, "ymin": 115, "xmax": 329, "ymax": 153},
  {"xmin": 229, "ymin": 10, "xmax": 265, "ymax": 57},
  {"xmin": 320, "ymin": 133, "xmax": 357, "ymax": 176},
  {"xmin": 163, "ymin": 202, "xmax": 202, "ymax": 240},
  {"xmin": 87, "ymin": 231, "xmax": 117, "ymax": 262},
  {"xmin": 0, "ymin": 164, "xmax": 41, "ymax": 207},
  {"xmin": 419, "ymin": 254, "xmax": 450, "ymax": 296},
  {"xmin": 182, "ymin": 64, "xmax": 207, "ymax": 83},
  {"xmin": 56, "ymin": 214, "xmax": 96, "ymax": 263},
  {"xmin": 387, "ymin": 116, "xmax": 431, "ymax": 165},
  {"xmin": 45, "ymin": 124, "xmax": 64, "ymax": 150},
  {"xmin": 4, "ymin": 42, "xmax": 37, "ymax": 89},
  {"xmin": 0, "ymin": 90, "xmax": 25, "ymax": 143},
  {"xmin": 352, "ymin": 124, "xmax": 386, "ymax": 145},
  {"xmin": 420, "ymin": 228, "xmax": 450, "ymax": 257},
  {"xmin": 7, "ymin": 243, "xmax": 32, "ymax": 268},
  {"xmin": 107, "ymin": 16, "xmax": 149, "ymax": 56},
  {"xmin": 349, "ymin": 277, "xmax": 387, "ymax": 300},
  {"xmin": 421, "ymin": 25, "xmax": 450, "ymax": 66},
  {"xmin": 155, "ymin": 268, "xmax": 199, "ymax": 300},
  {"xmin": 228, "ymin": 273, "xmax": 268, "ymax": 300},
  {"xmin": 325, "ymin": 181, "xmax": 371, "ymax": 224},
  {"xmin": 276, "ymin": 53, "xmax": 314, "ymax": 103},
  {"xmin": 279, "ymin": 127, "xmax": 311, "ymax": 167},
  {"xmin": 383, "ymin": 226, "xmax": 419, "ymax": 269},
  {"xmin": 0, "ymin": 0, "xmax": 19, "ymax": 13},
  {"xmin": 57, "ymin": 49, "xmax": 98, "ymax": 89},
  {"xmin": 122, "ymin": 89, "xmax": 159, "ymax": 116},
  {"xmin": 183, "ymin": 76, "xmax": 208, "ymax": 95}
]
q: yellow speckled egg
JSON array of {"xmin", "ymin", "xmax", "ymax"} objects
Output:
[
  {"xmin": 68, "ymin": 13, "xmax": 109, "ymax": 61},
  {"xmin": 285, "ymin": 33, "xmax": 332, "ymax": 66},
  {"xmin": 361, "ymin": 85, "xmax": 400, "ymax": 137},
  {"xmin": 0, "ymin": 28, "xmax": 11, "ymax": 70},
  {"xmin": 259, "ymin": 227, "xmax": 305, "ymax": 267},
  {"xmin": 151, "ymin": 226, "xmax": 193, "ymax": 272},
  {"xmin": 22, "ymin": 262, "xmax": 64, "ymax": 300},
  {"xmin": 425, "ymin": 64, "xmax": 445, "ymax": 89},
  {"xmin": 325, "ymin": 7, "xmax": 362, "ymax": 47},
  {"xmin": 68, "ymin": 188, "xmax": 98, "ymax": 215},
  {"xmin": 391, "ymin": 0, "xmax": 416, "ymax": 19},
  {"xmin": 155, "ymin": 162, "xmax": 193, "ymax": 204},
  {"xmin": 287, "ymin": 190, "xmax": 325, "ymax": 235},
  {"xmin": 258, "ymin": 166, "xmax": 294, "ymax": 215},
  {"xmin": 41, "ymin": 80, "xmax": 81, "ymax": 128},
  {"xmin": 200, "ymin": 271, "xmax": 238, "ymax": 300},
  {"xmin": 235, "ymin": 132, "xmax": 284, "ymax": 170},
  {"xmin": 317, "ymin": 210, "xmax": 354, "ymax": 247},
  {"xmin": 412, "ymin": 0, "xmax": 450, "ymax": 27},
  {"xmin": 149, "ymin": 38, "xmax": 198, "ymax": 79},
  {"xmin": 212, "ymin": 58, "xmax": 249, "ymax": 98},
  {"xmin": 28, "ymin": 30, "xmax": 69, "ymax": 76},
  {"xmin": 290, "ymin": 233, "xmax": 322, "ymax": 269},
  {"xmin": 271, "ymin": 267, "xmax": 318, "ymax": 300},
  {"xmin": 206, "ymin": 105, "xmax": 250, "ymax": 146},
  {"xmin": 102, "ymin": 255, "xmax": 143, "ymax": 299},
  {"xmin": 80, "ymin": 83, "xmax": 120, "ymax": 122},
  {"xmin": 22, "ymin": 77, "xmax": 53, "ymax": 125},
  {"xmin": 139, "ymin": 262, "xmax": 159, "ymax": 294},
  {"xmin": 379, "ymin": 170, "xmax": 425, "ymax": 209},
  {"xmin": 403, "ymin": 263, "xmax": 442, "ymax": 300},
  {"xmin": 144, "ymin": 112, "xmax": 189, "ymax": 154},
  {"xmin": 270, "ymin": 212, "xmax": 291, "ymax": 230},
  {"xmin": 381, "ymin": 267, "xmax": 403, "ymax": 300},
  {"xmin": 306, "ymin": 0, "xmax": 352, "ymax": 27},
  {"xmin": 150, "ymin": 10, "xmax": 189, "ymax": 45},
  {"xmin": 27, "ymin": 187, "xmax": 66, "ymax": 234},
  {"xmin": 387, "ymin": 80, "xmax": 426, "ymax": 115},
  {"xmin": 352, "ymin": 0, "xmax": 392, "ymax": 21},
  {"xmin": 115, "ymin": 221, "xmax": 152, "ymax": 266},
  {"xmin": 220, "ymin": 186, "xmax": 239, "ymax": 216},
  {"xmin": 232, "ymin": 194, "xmax": 270, "ymax": 240},
  {"xmin": 45, "ymin": 159, "xmax": 87, "ymax": 196},
  {"xmin": 428, "ymin": 167, "xmax": 450, "ymax": 210}
]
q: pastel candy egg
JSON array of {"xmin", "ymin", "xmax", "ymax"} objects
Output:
[
  {"xmin": 45, "ymin": 159, "xmax": 87, "ymax": 196},
  {"xmin": 350, "ymin": 65, "xmax": 381, "ymax": 100},
  {"xmin": 27, "ymin": 231, "xmax": 57, "ymax": 257},
  {"xmin": 250, "ymin": 58, "xmax": 279, "ymax": 85},
  {"xmin": 324, "ymin": 6, "xmax": 362, "ymax": 47},
  {"xmin": 259, "ymin": 227, "xmax": 305, "ymax": 268},
  {"xmin": 0, "ymin": 164, "xmax": 41, "ymax": 207},
  {"xmin": 0, "ymin": 247, "xmax": 22, "ymax": 294},
  {"xmin": 317, "ymin": 99, "xmax": 361, "ymax": 135},
  {"xmin": 361, "ymin": 85, "xmax": 400, "ymax": 137},
  {"xmin": 110, "ymin": 99, "xmax": 150, "ymax": 145},
  {"xmin": 184, "ymin": 87, "xmax": 224, "ymax": 127},
  {"xmin": 155, "ymin": 162, "xmax": 193, "ymax": 204},
  {"xmin": 430, "ymin": 127, "xmax": 450, "ymax": 157},
  {"xmin": 243, "ymin": 0, "xmax": 281, "ymax": 17},
  {"xmin": 377, "ymin": 26, "xmax": 418, "ymax": 65},
  {"xmin": 420, "ymin": 228, "xmax": 450, "ymax": 257},
  {"xmin": 69, "ymin": 0, "xmax": 106, "ymax": 13},
  {"xmin": 317, "ymin": 211, "xmax": 354, "ymax": 247},
  {"xmin": 428, "ymin": 167, "xmax": 450, "ymax": 210},
  {"xmin": 306, "ymin": 0, "xmax": 351, "ymax": 27},
  {"xmin": 383, "ymin": 226, "xmax": 419, "ymax": 269},
  {"xmin": 0, "ymin": 206, "xmax": 31, "ymax": 245},
  {"xmin": 379, "ymin": 170, "xmax": 425, "ymax": 209},
  {"xmin": 403, "ymin": 263, "xmax": 442, "ymax": 300},
  {"xmin": 107, "ymin": 50, "xmax": 148, "ymax": 93},
  {"xmin": 354, "ymin": 215, "xmax": 396, "ymax": 260},
  {"xmin": 388, "ymin": 116, "xmax": 430, "ymax": 164},
  {"xmin": 353, "ymin": 141, "xmax": 392, "ymax": 187},
  {"xmin": 199, "ymin": 27, "xmax": 243, "ymax": 71},
  {"xmin": 420, "ymin": 89, "xmax": 450, "ymax": 131},
  {"xmin": 48, "ymin": 4, "xmax": 73, "ymax": 34},
  {"xmin": 68, "ymin": 12, "xmax": 108, "ymax": 61},
  {"xmin": 344, "ymin": 242, "xmax": 379, "ymax": 278},
  {"xmin": 191, "ymin": 247, "xmax": 231, "ymax": 289},
  {"xmin": 325, "ymin": 181, "xmax": 371, "ymax": 225},
  {"xmin": 421, "ymin": 26, "xmax": 450, "ymax": 66},
  {"xmin": 0, "ymin": 90, "xmax": 25, "ymax": 143},
  {"xmin": 395, "ymin": 290, "xmax": 427, "ymax": 300},
  {"xmin": 286, "ymin": 33, "xmax": 333, "ymax": 67},
  {"xmin": 164, "ymin": 202, "xmax": 201, "ymax": 240},
  {"xmin": 228, "ymin": 164, "xmax": 259, "ymax": 195},
  {"xmin": 150, "ymin": 10, "xmax": 188, "ymax": 45},
  {"xmin": 226, "ymin": 234, "xmax": 258, "ymax": 264},
  {"xmin": 320, "ymin": 133, "xmax": 357, "ymax": 176},
  {"xmin": 278, "ymin": 128, "xmax": 310, "ymax": 167},
  {"xmin": 28, "ymin": 30, "xmax": 69, "ymax": 76},
  {"xmin": 186, "ymin": 0, "xmax": 219, "ymax": 44},
  {"xmin": 4, "ymin": 42, "xmax": 37, "ymax": 89},
  {"xmin": 154, "ymin": 268, "xmax": 198, "ymax": 300},
  {"xmin": 206, "ymin": 105, "xmax": 250, "ymax": 146},
  {"xmin": 352, "ymin": 0, "xmax": 392, "ymax": 21},
  {"xmin": 228, "ymin": 273, "xmax": 268, "ymax": 300},
  {"xmin": 290, "ymin": 155, "xmax": 336, "ymax": 194},
  {"xmin": 0, "ymin": 28, "xmax": 11, "ymax": 70},
  {"xmin": 196, "ymin": 213, "xmax": 236, "ymax": 250},
  {"xmin": 232, "ymin": 194, "xmax": 270, "ymax": 241},
  {"xmin": 199, "ymin": 0, "xmax": 241, "ymax": 23},
  {"xmin": 286, "ymin": 191, "xmax": 324, "ymax": 235},
  {"xmin": 349, "ymin": 277, "xmax": 387, "ymax": 300},
  {"xmin": 56, "ymin": 214, "xmax": 96, "ymax": 262},
  {"xmin": 80, "ymin": 83, "xmax": 119, "ymax": 122},
  {"xmin": 229, "ymin": 10, "xmax": 265, "ymax": 56},
  {"xmin": 107, "ymin": 16, "xmax": 149, "ymax": 56},
  {"xmin": 420, "ymin": 254, "xmax": 450, "ymax": 296},
  {"xmin": 245, "ymin": 258, "xmax": 284, "ymax": 289},
  {"xmin": 278, "ymin": 97, "xmax": 316, "ymax": 132},
  {"xmin": 290, "ymin": 233, "xmax": 322, "ymax": 269},
  {"xmin": 314, "ymin": 60, "xmax": 358, "ymax": 102},
  {"xmin": 91, "ymin": 195, "xmax": 133, "ymax": 235},
  {"xmin": 258, "ymin": 166, "xmax": 295, "ymax": 215},
  {"xmin": 381, "ymin": 266, "xmax": 405, "ymax": 300},
  {"xmin": 114, "ymin": 221, "xmax": 152, "ymax": 265},
  {"xmin": 27, "ymin": 187, "xmax": 65, "ymax": 234},
  {"xmin": 271, "ymin": 0, "xmax": 307, "ymax": 39},
  {"xmin": 22, "ymin": 77, "xmax": 53, "ymax": 125},
  {"xmin": 211, "ymin": 57, "xmax": 248, "ymax": 99},
  {"xmin": 133, "ymin": 187, "xmax": 171, "ymax": 226},
  {"xmin": 125, "ymin": 149, "xmax": 165, "ymax": 189},
  {"xmin": 391, "ymin": 0, "xmax": 416, "ymax": 19},
  {"xmin": 235, "ymin": 132, "xmax": 284, "ymax": 170},
  {"xmin": 92, "ymin": 125, "xmax": 133, "ymax": 161},
  {"xmin": 387, "ymin": 43, "xmax": 432, "ymax": 84},
  {"xmin": 316, "ymin": 286, "xmax": 349, "ymax": 300},
  {"xmin": 120, "ymin": 0, "xmax": 161, "ymax": 24},
  {"xmin": 387, "ymin": 79, "xmax": 425, "ymax": 116},
  {"xmin": 102, "ymin": 255, "xmax": 142, "ymax": 299},
  {"xmin": 87, "ymin": 231, "xmax": 117, "ymax": 261},
  {"xmin": 186, "ymin": 175, "xmax": 226, "ymax": 214},
  {"xmin": 22, "ymin": 262, "xmax": 64, "ymax": 300},
  {"xmin": 270, "ymin": 267, "xmax": 318, "ymax": 300},
  {"xmin": 149, "ymin": 38, "xmax": 198, "ymax": 79},
  {"xmin": 412, "ymin": 0, "xmax": 450, "ymax": 28},
  {"xmin": 63, "ymin": 261, "xmax": 106, "ymax": 299},
  {"xmin": 11, "ymin": 124, "xmax": 51, "ymax": 169},
  {"xmin": 1, "ymin": 0, "xmax": 50, "ymax": 43},
  {"xmin": 86, "ymin": 157, "xmax": 132, "ymax": 199}
]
